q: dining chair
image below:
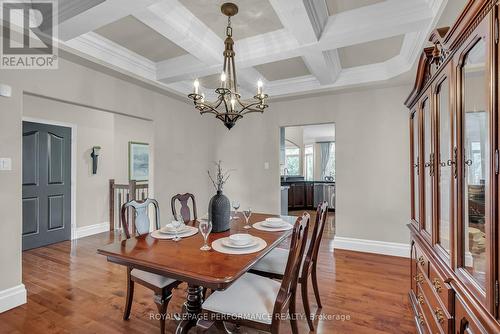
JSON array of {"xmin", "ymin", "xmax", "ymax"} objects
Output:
[
  {"xmin": 121, "ymin": 198, "xmax": 181, "ymax": 334},
  {"xmin": 199, "ymin": 212, "xmax": 310, "ymax": 334},
  {"xmin": 171, "ymin": 193, "xmax": 197, "ymax": 223},
  {"xmin": 249, "ymin": 202, "xmax": 329, "ymax": 331}
]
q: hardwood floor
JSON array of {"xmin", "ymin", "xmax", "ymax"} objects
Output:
[{"xmin": 0, "ymin": 216, "xmax": 415, "ymax": 333}]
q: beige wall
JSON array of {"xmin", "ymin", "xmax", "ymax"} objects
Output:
[
  {"xmin": 0, "ymin": 57, "xmax": 215, "ymax": 293},
  {"xmin": 0, "ymin": 86, "xmax": 23, "ymax": 291},
  {"xmin": 214, "ymin": 85, "xmax": 411, "ymax": 244},
  {"xmin": 114, "ymin": 114, "xmax": 155, "ymax": 184},
  {"xmin": 23, "ymin": 94, "xmax": 155, "ymax": 229}
]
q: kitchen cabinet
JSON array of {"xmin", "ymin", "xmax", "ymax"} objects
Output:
[
  {"xmin": 305, "ymin": 183, "xmax": 314, "ymax": 207},
  {"xmin": 290, "ymin": 183, "xmax": 305, "ymax": 208},
  {"xmin": 284, "ymin": 181, "xmax": 333, "ymax": 210}
]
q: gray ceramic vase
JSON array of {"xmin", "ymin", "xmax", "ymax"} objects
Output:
[{"xmin": 208, "ymin": 190, "xmax": 230, "ymax": 232}]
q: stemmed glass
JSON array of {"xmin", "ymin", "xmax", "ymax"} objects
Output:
[
  {"xmin": 172, "ymin": 215, "xmax": 183, "ymax": 242},
  {"xmin": 243, "ymin": 208, "xmax": 252, "ymax": 229},
  {"xmin": 231, "ymin": 200, "xmax": 240, "ymax": 220},
  {"xmin": 199, "ymin": 219, "xmax": 212, "ymax": 251}
]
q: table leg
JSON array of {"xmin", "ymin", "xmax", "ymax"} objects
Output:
[{"xmin": 176, "ymin": 284, "xmax": 203, "ymax": 334}]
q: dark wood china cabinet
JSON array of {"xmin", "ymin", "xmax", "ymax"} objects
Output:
[{"xmin": 405, "ymin": 1, "xmax": 500, "ymax": 333}]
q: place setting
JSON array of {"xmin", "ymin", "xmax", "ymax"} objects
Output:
[
  {"xmin": 252, "ymin": 217, "xmax": 294, "ymax": 232},
  {"xmin": 150, "ymin": 215, "xmax": 198, "ymax": 240},
  {"xmin": 212, "ymin": 233, "xmax": 267, "ymax": 255}
]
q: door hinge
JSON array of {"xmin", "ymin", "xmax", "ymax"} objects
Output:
[
  {"xmin": 495, "ymin": 280, "xmax": 499, "ymax": 307},
  {"xmin": 495, "ymin": 17, "xmax": 499, "ymax": 44},
  {"xmin": 495, "ymin": 149, "xmax": 499, "ymax": 175}
]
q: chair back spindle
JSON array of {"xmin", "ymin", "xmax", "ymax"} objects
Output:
[{"xmin": 121, "ymin": 198, "xmax": 160, "ymax": 239}]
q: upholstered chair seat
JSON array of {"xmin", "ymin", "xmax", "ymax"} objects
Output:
[
  {"xmin": 251, "ymin": 248, "xmax": 288, "ymax": 276},
  {"xmin": 130, "ymin": 269, "xmax": 178, "ymax": 289},
  {"xmin": 202, "ymin": 273, "xmax": 280, "ymax": 325}
]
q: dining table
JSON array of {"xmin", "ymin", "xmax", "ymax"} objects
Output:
[{"xmin": 97, "ymin": 212, "xmax": 297, "ymax": 334}]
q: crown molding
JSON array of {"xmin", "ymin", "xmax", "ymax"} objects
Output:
[{"xmin": 65, "ymin": 32, "xmax": 156, "ymax": 80}]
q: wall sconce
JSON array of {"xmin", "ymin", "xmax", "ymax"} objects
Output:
[{"xmin": 90, "ymin": 146, "xmax": 101, "ymax": 175}]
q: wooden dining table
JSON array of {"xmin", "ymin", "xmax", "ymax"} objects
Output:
[{"xmin": 97, "ymin": 212, "xmax": 296, "ymax": 334}]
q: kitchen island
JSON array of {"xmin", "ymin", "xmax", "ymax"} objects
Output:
[{"xmin": 281, "ymin": 177, "xmax": 335, "ymax": 211}]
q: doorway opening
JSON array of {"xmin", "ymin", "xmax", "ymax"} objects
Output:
[{"xmin": 279, "ymin": 123, "xmax": 335, "ymax": 231}]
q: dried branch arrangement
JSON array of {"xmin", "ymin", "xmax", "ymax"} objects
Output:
[{"xmin": 208, "ymin": 160, "xmax": 233, "ymax": 192}]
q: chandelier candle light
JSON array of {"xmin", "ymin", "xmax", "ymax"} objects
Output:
[{"xmin": 187, "ymin": 2, "xmax": 269, "ymax": 130}]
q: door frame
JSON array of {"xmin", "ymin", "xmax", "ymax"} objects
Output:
[{"xmin": 22, "ymin": 117, "xmax": 78, "ymax": 240}]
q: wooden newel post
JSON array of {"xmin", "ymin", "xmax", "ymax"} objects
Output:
[
  {"xmin": 109, "ymin": 179, "xmax": 115, "ymax": 231},
  {"xmin": 129, "ymin": 180, "xmax": 137, "ymax": 233}
]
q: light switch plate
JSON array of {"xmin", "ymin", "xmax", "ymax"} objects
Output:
[
  {"xmin": 0, "ymin": 158, "xmax": 12, "ymax": 171},
  {"xmin": 264, "ymin": 162, "xmax": 269, "ymax": 170},
  {"xmin": 0, "ymin": 84, "xmax": 12, "ymax": 97}
]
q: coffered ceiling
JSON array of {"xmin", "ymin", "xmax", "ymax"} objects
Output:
[{"xmin": 21, "ymin": 0, "xmax": 459, "ymax": 99}]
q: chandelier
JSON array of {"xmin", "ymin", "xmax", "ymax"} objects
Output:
[{"xmin": 187, "ymin": 2, "xmax": 269, "ymax": 130}]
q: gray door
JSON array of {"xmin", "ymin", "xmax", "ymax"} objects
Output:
[{"xmin": 22, "ymin": 122, "xmax": 71, "ymax": 250}]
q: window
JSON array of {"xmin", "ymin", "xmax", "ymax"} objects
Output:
[
  {"xmin": 304, "ymin": 145, "xmax": 313, "ymax": 180},
  {"xmin": 325, "ymin": 142, "xmax": 335, "ymax": 180},
  {"xmin": 285, "ymin": 147, "xmax": 300, "ymax": 175}
]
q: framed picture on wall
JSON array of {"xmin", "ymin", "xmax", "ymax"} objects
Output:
[{"xmin": 128, "ymin": 142, "xmax": 149, "ymax": 181}]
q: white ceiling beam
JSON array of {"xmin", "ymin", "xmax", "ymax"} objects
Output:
[
  {"xmin": 58, "ymin": 0, "xmax": 159, "ymax": 41},
  {"xmin": 302, "ymin": 48, "xmax": 342, "ymax": 85},
  {"xmin": 134, "ymin": 0, "xmax": 221, "ymax": 65},
  {"xmin": 65, "ymin": 32, "xmax": 157, "ymax": 80},
  {"xmin": 269, "ymin": 0, "xmax": 320, "ymax": 45},
  {"xmin": 157, "ymin": 55, "xmax": 215, "ymax": 83},
  {"xmin": 157, "ymin": 29, "xmax": 301, "ymax": 83},
  {"xmin": 269, "ymin": 0, "xmax": 339, "ymax": 85}
]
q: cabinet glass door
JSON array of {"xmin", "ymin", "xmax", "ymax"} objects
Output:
[
  {"xmin": 422, "ymin": 97, "xmax": 433, "ymax": 237},
  {"xmin": 437, "ymin": 79, "xmax": 451, "ymax": 253},
  {"xmin": 411, "ymin": 111, "xmax": 420, "ymax": 226},
  {"xmin": 461, "ymin": 36, "xmax": 489, "ymax": 289}
]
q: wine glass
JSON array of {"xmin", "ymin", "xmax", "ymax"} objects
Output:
[
  {"xmin": 199, "ymin": 219, "xmax": 212, "ymax": 251},
  {"xmin": 243, "ymin": 208, "xmax": 252, "ymax": 229},
  {"xmin": 172, "ymin": 215, "xmax": 183, "ymax": 242},
  {"xmin": 231, "ymin": 200, "xmax": 240, "ymax": 220}
]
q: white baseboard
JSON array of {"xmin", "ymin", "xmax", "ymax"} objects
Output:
[
  {"xmin": 74, "ymin": 222, "xmax": 109, "ymax": 239},
  {"xmin": 0, "ymin": 284, "xmax": 26, "ymax": 313},
  {"xmin": 333, "ymin": 236, "xmax": 410, "ymax": 258}
]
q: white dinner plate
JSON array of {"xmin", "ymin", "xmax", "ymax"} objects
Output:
[
  {"xmin": 261, "ymin": 220, "xmax": 287, "ymax": 228},
  {"xmin": 221, "ymin": 237, "xmax": 258, "ymax": 249}
]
